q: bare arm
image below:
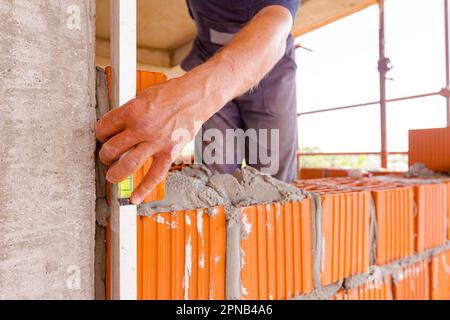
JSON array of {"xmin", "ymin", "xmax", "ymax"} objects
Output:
[{"xmin": 96, "ymin": 5, "xmax": 294, "ymax": 204}]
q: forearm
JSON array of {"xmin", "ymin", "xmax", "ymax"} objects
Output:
[{"xmin": 181, "ymin": 5, "xmax": 293, "ymax": 123}]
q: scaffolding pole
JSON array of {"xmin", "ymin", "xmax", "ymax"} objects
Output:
[{"xmin": 378, "ymin": 0, "xmax": 388, "ymax": 168}]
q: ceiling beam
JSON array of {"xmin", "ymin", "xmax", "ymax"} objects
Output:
[
  {"xmin": 96, "ymin": 0, "xmax": 377, "ymax": 68},
  {"xmin": 292, "ymin": 0, "xmax": 377, "ymax": 37}
]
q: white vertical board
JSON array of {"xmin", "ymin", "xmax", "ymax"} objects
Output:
[{"xmin": 109, "ymin": 0, "xmax": 137, "ymax": 300}]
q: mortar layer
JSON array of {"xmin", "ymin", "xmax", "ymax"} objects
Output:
[{"xmin": 138, "ymin": 165, "xmax": 307, "ymax": 219}]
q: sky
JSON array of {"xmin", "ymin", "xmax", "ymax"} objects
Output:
[{"xmin": 296, "ymin": 0, "xmax": 448, "ymax": 153}]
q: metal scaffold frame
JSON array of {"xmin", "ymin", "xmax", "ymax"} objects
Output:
[{"xmin": 297, "ymin": 0, "xmax": 450, "ymax": 169}]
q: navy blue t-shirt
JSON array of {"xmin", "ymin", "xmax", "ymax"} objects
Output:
[
  {"xmin": 187, "ymin": 0, "xmax": 301, "ymax": 24},
  {"xmin": 182, "ymin": 0, "xmax": 301, "ymax": 70},
  {"xmin": 250, "ymin": 0, "xmax": 301, "ymax": 20}
]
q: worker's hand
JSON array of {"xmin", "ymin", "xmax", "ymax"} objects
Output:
[
  {"xmin": 96, "ymin": 5, "xmax": 293, "ymax": 204},
  {"xmin": 96, "ymin": 76, "xmax": 210, "ymax": 205}
]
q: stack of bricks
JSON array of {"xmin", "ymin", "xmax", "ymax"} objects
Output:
[
  {"xmin": 105, "ymin": 169, "xmax": 450, "ymax": 300},
  {"xmin": 102, "ymin": 72, "xmax": 450, "ymax": 300},
  {"xmin": 408, "ymin": 126, "xmax": 450, "ymax": 245},
  {"xmin": 297, "ymin": 167, "xmax": 351, "ymax": 180},
  {"xmin": 293, "ymin": 175, "xmax": 449, "ymax": 300}
]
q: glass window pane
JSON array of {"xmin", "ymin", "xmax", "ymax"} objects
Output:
[
  {"xmin": 385, "ymin": 0, "xmax": 445, "ymax": 98},
  {"xmin": 386, "ymin": 95, "xmax": 447, "ymax": 152},
  {"xmin": 296, "ymin": 6, "xmax": 379, "ymax": 113},
  {"xmin": 298, "ymin": 105, "xmax": 381, "ymax": 153}
]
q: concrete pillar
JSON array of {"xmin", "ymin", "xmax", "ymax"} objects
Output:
[{"xmin": 0, "ymin": 0, "xmax": 96, "ymax": 299}]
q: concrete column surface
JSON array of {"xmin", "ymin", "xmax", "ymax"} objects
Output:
[{"xmin": 0, "ymin": 0, "xmax": 96, "ymax": 299}]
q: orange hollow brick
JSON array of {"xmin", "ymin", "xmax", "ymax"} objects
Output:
[
  {"xmin": 329, "ymin": 178, "xmax": 415, "ymax": 265},
  {"xmin": 105, "ymin": 67, "xmax": 168, "ymax": 203},
  {"xmin": 430, "ymin": 250, "xmax": 450, "ymax": 300},
  {"xmin": 409, "ymin": 178, "xmax": 450, "ymax": 243},
  {"xmin": 297, "ymin": 168, "xmax": 326, "ymax": 180},
  {"xmin": 392, "ymin": 260, "xmax": 430, "ymax": 300},
  {"xmin": 298, "ymin": 168, "xmax": 350, "ymax": 180},
  {"xmin": 292, "ymin": 181, "xmax": 371, "ymax": 286},
  {"xmin": 238, "ymin": 201, "xmax": 314, "ymax": 300},
  {"xmin": 413, "ymin": 183, "xmax": 448, "ymax": 252},
  {"xmin": 319, "ymin": 190, "xmax": 371, "ymax": 286},
  {"xmin": 371, "ymin": 186, "xmax": 415, "ymax": 265},
  {"xmin": 107, "ymin": 207, "xmax": 226, "ymax": 300},
  {"xmin": 409, "ymin": 127, "xmax": 450, "ymax": 173}
]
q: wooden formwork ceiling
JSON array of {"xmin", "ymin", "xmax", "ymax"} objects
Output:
[{"xmin": 96, "ymin": 0, "xmax": 377, "ymax": 68}]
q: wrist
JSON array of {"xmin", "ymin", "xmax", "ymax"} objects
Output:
[{"xmin": 184, "ymin": 56, "xmax": 236, "ymax": 117}]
